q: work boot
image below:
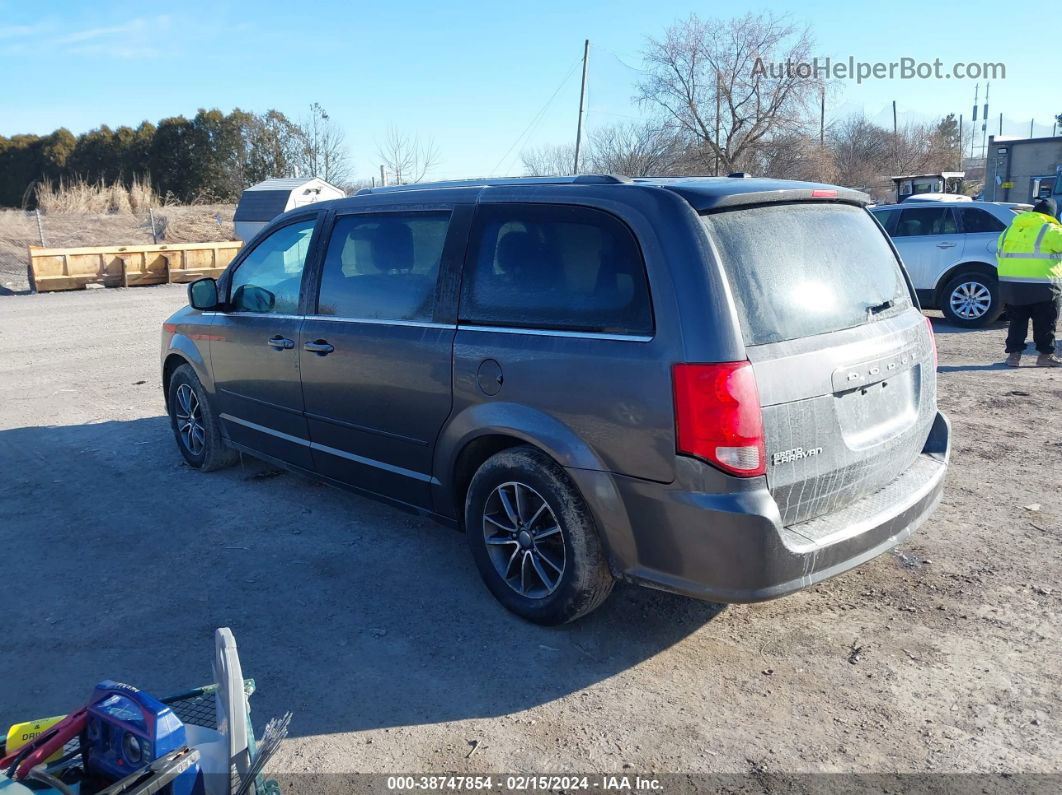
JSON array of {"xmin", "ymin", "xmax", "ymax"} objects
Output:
[
  {"xmin": 1036, "ymin": 353, "xmax": 1062, "ymax": 367},
  {"xmin": 1005, "ymin": 353, "xmax": 1022, "ymax": 367}
]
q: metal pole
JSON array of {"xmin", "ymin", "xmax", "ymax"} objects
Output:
[
  {"xmin": 149, "ymin": 207, "xmax": 159, "ymax": 244},
  {"xmin": 1030, "ymin": 118, "xmax": 1034, "ymax": 138},
  {"xmin": 958, "ymin": 114, "xmax": 963, "ymax": 170},
  {"xmin": 892, "ymin": 101, "xmax": 898, "ymax": 170},
  {"xmin": 35, "ymin": 209, "xmax": 45, "ymax": 247},
  {"xmin": 379, "ymin": 164, "xmax": 385, "ymax": 187},
  {"xmin": 819, "ymin": 86, "xmax": 825, "ymax": 147},
  {"xmin": 573, "ymin": 39, "xmax": 590, "ymax": 174},
  {"xmin": 714, "ymin": 71, "xmax": 721, "ymax": 176}
]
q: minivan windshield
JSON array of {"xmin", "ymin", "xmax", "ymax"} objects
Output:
[{"xmin": 701, "ymin": 202, "xmax": 912, "ymax": 346}]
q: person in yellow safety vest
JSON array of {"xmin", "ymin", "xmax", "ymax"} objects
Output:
[{"xmin": 997, "ymin": 197, "xmax": 1062, "ymax": 367}]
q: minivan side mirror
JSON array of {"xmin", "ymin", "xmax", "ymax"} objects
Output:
[{"xmin": 188, "ymin": 278, "xmax": 219, "ymax": 310}]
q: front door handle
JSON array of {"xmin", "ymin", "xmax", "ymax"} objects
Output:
[
  {"xmin": 936, "ymin": 242, "xmax": 957, "ymax": 248},
  {"xmin": 267, "ymin": 336, "xmax": 295, "ymax": 350},
  {"xmin": 304, "ymin": 339, "xmax": 335, "ymax": 355}
]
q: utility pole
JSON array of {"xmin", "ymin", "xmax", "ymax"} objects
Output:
[
  {"xmin": 958, "ymin": 114, "xmax": 963, "ymax": 170},
  {"xmin": 380, "ymin": 164, "xmax": 385, "ymax": 187},
  {"xmin": 980, "ymin": 83, "xmax": 989, "ymax": 157},
  {"xmin": 819, "ymin": 85, "xmax": 825, "ymax": 147},
  {"xmin": 892, "ymin": 100, "xmax": 898, "ymax": 171},
  {"xmin": 1030, "ymin": 118, "xmax": 1035, "ymax": 138},
  {"xmin": 572, "ymin": 39, "xmax": 590, "ymax": 175},
  {"xmin": 714, "ymin": 71, "xmax": 721, "ymax": 176}
]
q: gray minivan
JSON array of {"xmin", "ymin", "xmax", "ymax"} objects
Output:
[{"xmin": 162, "ymin": 175, "xmax": 950, "ymax": 624}]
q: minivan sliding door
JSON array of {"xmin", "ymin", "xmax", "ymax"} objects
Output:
[{"xmin": 298, "ymin": 207, "xmax": 469, "ymax": 509}]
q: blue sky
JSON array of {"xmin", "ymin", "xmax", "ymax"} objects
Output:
[{"xmin": 0, "ymin": 0, "xmax": 1052, "ymax": 181}]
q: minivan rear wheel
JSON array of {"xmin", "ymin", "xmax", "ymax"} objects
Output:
[
  {"xmin": 940, "ymin": 272, "xmax": 1002, "ymax": 328},
  {"xmin": 465, "ymin": 446, "xmax": 613, "ymax": 625}
]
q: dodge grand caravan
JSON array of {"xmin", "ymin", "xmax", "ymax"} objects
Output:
[{"xmin": 162, "ymin": 175, "xmax": 951, "ymax": 624}]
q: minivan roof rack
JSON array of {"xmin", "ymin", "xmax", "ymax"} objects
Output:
[{"xmin": 355, "ymin": 174, "xmax": 631, "ymax": 195}]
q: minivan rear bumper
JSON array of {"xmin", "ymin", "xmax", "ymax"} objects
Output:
[{"xmin": 581, "ymin": 411, "xmax": 950, "ymax": 603}]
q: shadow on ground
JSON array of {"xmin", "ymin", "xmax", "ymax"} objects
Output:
[
  {"xmin": 0, "ymin": 417, "xmax": 722, "ymax": 739},
  {"xmin": 926, "ymin": 316, "xmax": 1008, "ymax": 335}
]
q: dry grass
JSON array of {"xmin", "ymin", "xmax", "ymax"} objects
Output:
[
  {"xmin": 33, "ymin": 177, "xmax": 163, "ymax": 215},
  {"xmin": 0, "ymin": 204, "xmax": 235, "ymax": 292}
]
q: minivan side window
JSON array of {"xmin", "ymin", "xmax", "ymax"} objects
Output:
[
  {"xmin": 958, "ymin": 208, "xmax": 1006, "ymax": 233},
  {"xmin": 229, "ymin": 218, "xmax": 316, "ymax": 314},
  {"xmin": 893, "ymin": 207, "xmax": 957, "ymax": 237},
  {"xmin": 460, "ymin": 204, "xmax": 653, "ymax": 335},
  {"xmin": 316, "ymin": 212, "xmax": 450, "ymax": 321}
]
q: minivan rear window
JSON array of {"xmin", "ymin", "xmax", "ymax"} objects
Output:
[{"xmin": 701, "ymin": 203, "xmax": 912, "ymax": 346}]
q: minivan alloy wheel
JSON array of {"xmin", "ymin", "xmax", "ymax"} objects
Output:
[
  {"xmin": 174, "ymin": 383, "xmax": 206, "ymax": 456},
  {"xmin": 482, "ymin": 481, "xmax": 566, "ymax": 598},
  {"xmin": 949, "ymin": 280, "xmax": 992, "ymax": 320}
]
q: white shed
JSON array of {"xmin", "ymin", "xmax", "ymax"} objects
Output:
[{"xmin": 233, "ymin": 177, "xmax": 345, "ymax": 241}]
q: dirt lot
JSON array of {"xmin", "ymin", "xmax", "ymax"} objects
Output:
[{"xmin": 0, "ymin": 286, "xmax": 1059, "ymax": 792}]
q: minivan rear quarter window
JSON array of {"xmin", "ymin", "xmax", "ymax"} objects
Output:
[
  {"xmin": 702, "ymin": 202, "xmax": 912, "ymax": 346},
  {"xmin": 461, "ymin": 204, "xmax": 653, "ymax": 335}
]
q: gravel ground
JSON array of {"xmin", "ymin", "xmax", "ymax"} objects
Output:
[{"xmin": 0, "ymin": 286, "xmax": 1059, "ymax": 792}]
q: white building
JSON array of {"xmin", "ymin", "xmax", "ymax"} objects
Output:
[{"xmin": 233, "ymin": 177, "xmax": 345, "ymax": 241}]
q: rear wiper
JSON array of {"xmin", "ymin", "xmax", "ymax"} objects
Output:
[{"xmin": 867, "ymin": 299, "xmax": 894, "ymax": 316}]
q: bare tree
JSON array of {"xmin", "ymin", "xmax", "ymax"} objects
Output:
[
  {"xmin": 828, "ymin": 114, "xmax": 892, "ymax": 192},
  {"xmin": 588, "ymin": 121, "xmax": 685, "ymax": 176},
  {"xmin": 377, "ymin": 126, "xmax": 440, "ymax": 184},
  {"xmin": 637, "ymin": 12, "xmax": 820, "ymax": 174},
  {"xmin": 827, "ymin": 113, "xmax": 966, "ymax": 201},
  {"xmin": 521, "ymin": 122, "xmax": 685, "ymax": 177},
  {"xmin": 520, "ymin": 143, "xmax": 578, "ymax": 176},
  {"xmin": 746, "ymin": 132, "xmax": 836, "ymax": 183},
  {"xmin": 297, "ymin": 103, "xmax": 351, "ymax": 185}
]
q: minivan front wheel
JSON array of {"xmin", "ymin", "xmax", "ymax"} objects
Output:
[
  {"xmin": 167, "ymin": 363, "xmax": 238, "ymax": 471},
  {"xmin": 465, "ymin": 446, "xmax": 613, "ymax": 625},
  {"xmin": 940, "ymin": 272, "xmax": 1002, "ymax": 328}
]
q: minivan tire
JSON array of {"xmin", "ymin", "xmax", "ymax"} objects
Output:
[
  {"xmin": 939, "ymin": 271, "xmax": 1002, "ymax": 328},
  {"xmin": 465, "ymin": 445, "xmax": 614, "ymax": 625},
  {"xmin": 167, "ymin": 363, "xmax": 239, "ymax": 472}
]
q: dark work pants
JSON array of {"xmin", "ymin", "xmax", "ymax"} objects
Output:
[{"xmin": 1005, "ymin": 300, "xmax": 1060, "ymax": 354}]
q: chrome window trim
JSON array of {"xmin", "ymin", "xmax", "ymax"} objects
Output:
[
  {"xmin": 202, "ymin": 311, "xmax": 454, "ymax": 329},
  {"xmin": 203, "ymin": 313, "xmax": 654, "ymax": 340},
  {"xmin": 457, "ymin": 324, "xmax": 653, "ymax": 343},
  {"xmin": 304, "ymin": 315, "xmax": 453, "ymax": 329},
  {"xmin": 201, "ymin": 311, "xmax": 304, "ymax": 320}
]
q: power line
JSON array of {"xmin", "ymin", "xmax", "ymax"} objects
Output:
[
  {"xmin": 600, "ymin": 47, "xmax": 646, "ymax": 74},
  {"xmin": 491, "ymin": 56, "xmax": 583, "ymax": 176}
]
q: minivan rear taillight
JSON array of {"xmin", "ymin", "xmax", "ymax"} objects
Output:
[{"xmin": 672, "ymin": 362, "xmax": 766, "ymax": 477}]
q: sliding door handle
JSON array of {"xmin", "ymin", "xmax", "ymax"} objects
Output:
[
  {"xmin": 267, "ymin": 336, "xmax": 295, "ymax": 350},
  {"xmin": 304, "ymin": 340, "xmax": 334, "ymax": 355}
]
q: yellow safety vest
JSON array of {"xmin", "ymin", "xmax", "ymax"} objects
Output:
[{"xmin": 996, "ymin": 211, "xmax": 1062, "ymax": 304}]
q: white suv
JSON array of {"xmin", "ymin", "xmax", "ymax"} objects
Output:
[{"xmin": 871, "ymin": 200, "xmax": 1017, "ymax": 327}]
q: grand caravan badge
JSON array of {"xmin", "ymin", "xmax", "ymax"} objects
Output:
[{"xmin": 772, "ymin": 446, "xmax": 824, "ymax": 466}]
